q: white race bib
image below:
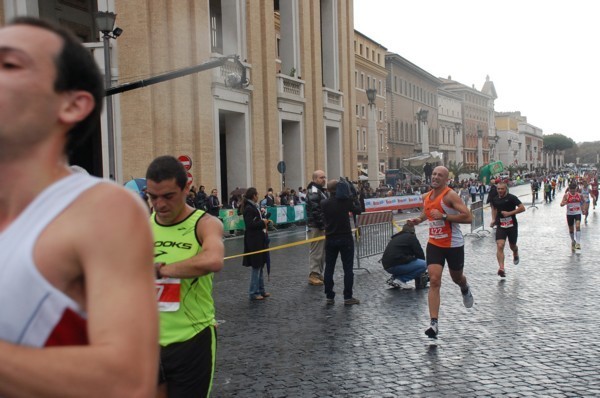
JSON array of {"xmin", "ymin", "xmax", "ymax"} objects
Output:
[
  {"xmin": 429, "ymin": 219, "xmax": 448, "ymax": 239},
  {"xmin": 156, "ymin": 278, "xmax": 181, "ymax": 312},
  {"xmin": 499, "ymin": 216, "xmax": 514, "ymax": 228}
]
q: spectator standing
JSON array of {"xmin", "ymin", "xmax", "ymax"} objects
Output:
[
  {"xmin": 459, "ymin": 184, "xmax": 470, "ymax": 205},
  {"xmin": 264, "ymin": 188, "xmax": 276, "ymax": 207},
  {"xmin": 321, "ymin": 180, "xmax": 362, "ymax": 305},
  {"xmin": 478, "ymin": 182, "xmax": 486, "ymax": 202},
  {"xmin": 146, "ymin": 156, "xmax": 224, "ymax": 397},
  {"xmin": 486, "ymin": 179, "xmax": 498, "ymax": 205},
  {"xmin": 469, "ymin": 183, "xmax": 478, "ymax": 203},
  {"xmin": 240, "ymin": 188, "xmax": 270, "ymax": 300},
  {"xmin": 195, "ymin": 185, "xmax": 208, "ymax": 210},
  {"xmin": 306, "ymin": 170, "xmax": 328, "ymax": 285},
  {"xmin": 207, "ymin": 188, "xmax": 222, "ymax": 217}
]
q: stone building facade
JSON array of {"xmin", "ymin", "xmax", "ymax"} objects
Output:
[
  {"xmin": 1, "ymin": 0, "xmax": 356, "ymax": 203},
  {"xmin": 353, "ymin": 30, "xmax": 387, "ymax": 180},
  {"xmin": 385, "ymin": 52, "xmax": 440, "ymax": 170}
]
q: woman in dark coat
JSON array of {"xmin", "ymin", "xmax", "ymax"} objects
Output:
[{"xmin": 241, "ymin": 187, "xmax": 270, "ymax": 300}]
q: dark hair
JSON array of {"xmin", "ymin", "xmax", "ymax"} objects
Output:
[
  {"xmin": 8, "ymin": 17, "xmax": 104, "ymax": 155},
  {"xmin": 239, "ymin": 187, "xmax": 258, "ymax": 214},
  {"xmin": 244, "ymin": 187, "xmax": 258, "ymax": 200},
  {"xmin": 569, "ymin": 183, "xmax": 577, "ymax": 190},
  {"xmin": 146, "ymin": 156, "xmax": 188, "ymax": 189}
]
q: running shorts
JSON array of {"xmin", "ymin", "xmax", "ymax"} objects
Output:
[
  {"xmin": 495, "ymin": 226, "xmax": 518, "ymax": 245},
  {"xmin": 159, "ymin": 325, "xmax": 217, "ymax": 398},
  {"xmin": 426, "ymin": 243, "xmax": 464, "ymax": 271},
  {"xmin": 566, "ymin": 214, "xmax": 581, "ymax": 227}
]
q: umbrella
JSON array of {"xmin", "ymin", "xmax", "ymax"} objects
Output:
[
  {"xmin": 230, "ymin": 188, "xmax": 247, "ymax": 197},
  {"xmin": 124, "ymin": 178, "xmax": 146, "ymax": 193}
]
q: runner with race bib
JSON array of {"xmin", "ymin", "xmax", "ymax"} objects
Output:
[
  {"xmin": 560, "ymin": 182, "xmax": 584, "ymax": 252},
  {"xmin": 489, "ymin": 181, "xmax": 526, "ymax": 277}
]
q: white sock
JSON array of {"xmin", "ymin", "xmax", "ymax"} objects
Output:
[
  {"xmin": 575, "ymin": 230, "xmax": 581, "ymax": 243},
  {"xmin": 570, "ymin": 232, "xmax": 574, "ymax": 242}
]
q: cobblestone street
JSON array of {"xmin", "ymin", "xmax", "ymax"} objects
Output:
[{"xmin": 212, "ymin": 184, "xmax": 600, "ymax": 397}]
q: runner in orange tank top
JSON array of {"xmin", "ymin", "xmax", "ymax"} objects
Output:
[{"xmin": 408, "ymin": 166, "xmax": 474, "ymax": 339}]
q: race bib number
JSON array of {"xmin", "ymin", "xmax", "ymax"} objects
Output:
[
  {"xmin": 429, "ymin": 219, "xmax": 448, "ymax": 239},
  {"xmin": 567, "ymin": 203, "xmax": 581, "ymax": 214},
  {"xmin": 499, "ymin": 216, "xmax": 514, "ymax": 228},
  {"xmin": 156, "ymin": 278, "xmax": 181, "ymax": 312}
]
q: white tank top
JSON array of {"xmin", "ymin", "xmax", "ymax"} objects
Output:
[{"xmin": 0, "ymin": 173, "xmax": 102, "ymax": 347}]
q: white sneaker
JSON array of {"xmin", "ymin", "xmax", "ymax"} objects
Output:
[
  {"xmin": 394, "ymin": 279, "xmax": 414, "ymax": 289},
  {"xmin": 462, "ymin": 285, "xmax": 474, "ymax": 308},
  {"xmin": 425, "ymin": 321, "xmax": 438, "ymax": 338}
]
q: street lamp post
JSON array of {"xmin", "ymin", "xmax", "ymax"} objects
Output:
[
  {"xmin": 366, "ymin": 88, "xmax": 379, "ymax": 189},
  {"xmin": 490, "ymin": 135, "xmax": 499, "ymax": 162},
  {"xmin": 477, "ymin": 127, "xmax": 483, "ymax": 169},
  {"xmin": 95, "ymin": 11, "xmax": 122, "ymax": 180},
  {"xmin": 454, "ymin": 122, "xmax": 462, "ymax": 165},
  {"xmin": 416, "ymin": 109, "xmax": 429, "ymax": 153}
]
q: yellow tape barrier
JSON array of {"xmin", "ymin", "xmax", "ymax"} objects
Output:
[
  {"xmin": 224, "ymin": 234, "xmax": 325, "ymax": 261},
  {"xmin": 224, "ymin": 228, "xmax": 360, "ymax": 260}
]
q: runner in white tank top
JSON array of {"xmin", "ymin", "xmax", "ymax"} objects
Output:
[{"xmin": 0, "ymin": 19, "xmax": 157, "ymax": 397}]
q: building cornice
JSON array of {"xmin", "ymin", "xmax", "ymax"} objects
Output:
[{"xmin": 385, "ymin": 52, "xmax": 441, "ymax": 86}]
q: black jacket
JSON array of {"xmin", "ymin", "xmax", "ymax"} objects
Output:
[
  {"xmin": 306, "ymin": 182, "xmax": 328, "ymax": 229},
  {"xmin": 242, "ymin": 202, "xmax": 267, "ymax": 269},
  {"xmin": 320, "ymin": 196, "xmax": 361, "ymax": 238},
  {"xmin": 486, "ymin": 185, "xmax": 498, "ymax": 204},
  {"xmin": 381, "ymin": 231, "xmax": 425, "ymax": 270},
  {"xmin": 207, "ymin": 195, "xmax": 220, "ymax": 217}
]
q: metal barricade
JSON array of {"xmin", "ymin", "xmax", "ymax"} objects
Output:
[
  {"xmin": 355, "ymin": 211, "xmax": 394, "ymax": 271},
  {"xmin": 465, "ymin": 200, "xmax": 490, "ymax": 238}
]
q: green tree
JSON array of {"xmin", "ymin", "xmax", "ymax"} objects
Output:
[
  {"xmin": 543, "ymin": 134, "xmax": 576, "ymax": 152},
  {"xmin": 543, "ymin": 134, "xmax": 576, "ymax": 170},
  {"xmin": 447, "ymin": 161, "xmax": 465, "ymax": 183}
]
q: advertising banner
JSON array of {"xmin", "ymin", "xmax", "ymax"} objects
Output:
[{"xmin": 364, "ymin": 195, "xmax": 423, "ymax": 212}]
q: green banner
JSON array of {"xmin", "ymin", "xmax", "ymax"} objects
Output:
[{"xmin": 218, "ymin": 204, "xmax": 306, "ymax": 230}]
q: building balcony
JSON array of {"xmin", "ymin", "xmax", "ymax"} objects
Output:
[
  {"xmin": 322, "ymin": 87, "xmax": 343, "ymax": 112},
  {"xmin": 276, "ymin": 73, "xmax": 305, "ymax": 102}
]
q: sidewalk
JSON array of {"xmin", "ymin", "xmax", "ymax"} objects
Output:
[{"xmin": 213, "ymin": 185, "xmax": 600, "ymax": 397}]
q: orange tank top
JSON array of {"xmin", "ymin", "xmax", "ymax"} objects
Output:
[{"xmin": 424, "ymin": 186, "xmax": 464, "ymax": 248}]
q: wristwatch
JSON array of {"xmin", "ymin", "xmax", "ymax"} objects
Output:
[{"xmin": 442, "ymin": 214, "xmax": 448, "ymax": 221}]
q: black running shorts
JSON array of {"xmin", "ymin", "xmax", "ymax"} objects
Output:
[
  {"xmin": 159, "ymin": 325, "xmax": 217, "ymax": 398},
  {"xmin": 426, "ymin": 243, "xmax": 464, "ymax": 271},
  {"xmin": 566, "ymin": 214, "xmax": 581, "ymax": 227},
  {"xmin": 495, "ymin": 226, "xmax": 518, "ymax": 245}
]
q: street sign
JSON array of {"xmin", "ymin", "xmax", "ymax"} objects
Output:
[
  {"xmin": 277, "ymin": 161, "xmax": 286, "ymax": 174},
  {"xmin": 187, "ymin": 172, "xmax": 193, "ymax": 184},
  {"xmin": 178, "ymin": 155, "xmax": 192, "ymax": 170}
]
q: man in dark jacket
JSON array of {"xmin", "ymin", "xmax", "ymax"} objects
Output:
[
  {"xmin": 206, "ymin": 188, "xmax": 222, "ymax": 218},
  {"xmin": 381, "ymin": 224, "xmax": 427, "ymax": 289},
  {"xmin": 486, "ymin": 179, "xmax": 498, "ymax": 205},
  {"xmin": 195, "ymin": 185, "xmax": 207, "ymax": 210},
  {"xmin": 321, "ymin": 179, "xmax": 362, "ymax": 305},
  {"xmin": 306, "ymin": 170, "xmax": 328, "ymax": 285}
]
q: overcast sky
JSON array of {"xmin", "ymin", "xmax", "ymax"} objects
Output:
[{"xmin": 353, "ymin": 0, "xmax": 599, "ymax": 144}]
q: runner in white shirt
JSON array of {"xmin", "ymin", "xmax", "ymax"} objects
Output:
[{"xmin": 0, "ymin": 18, "xmax": 158, "ymax": 397}]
